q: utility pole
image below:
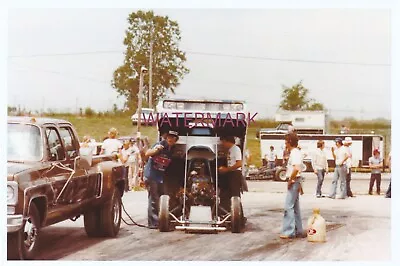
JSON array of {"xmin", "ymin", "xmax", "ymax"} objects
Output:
[
  {"xmin": 137, "ymin": 66, "xmax": 148, "ymax": 134},
  {"xmin": 149, "ymin": 39, "xmax": 153, "ymax": 109}
]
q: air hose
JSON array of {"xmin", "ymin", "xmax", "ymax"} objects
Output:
[{"xmin": 121, "ymin": 200, "xmax": 148, "ymax": 228}]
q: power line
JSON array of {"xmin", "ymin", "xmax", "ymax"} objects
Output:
[
  {"xmin": 186, "ymin": 51, "xmax": 391, "ymax": 67},
  {"xmin": 8, "ymin": 49, "xmax": 390, "ymax": 67}
]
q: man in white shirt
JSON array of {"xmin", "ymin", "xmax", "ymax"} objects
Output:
[
  {"xmin": 329, "ymin": 138, "xmax": 349, "ymax": 199},
  {"xmin": 280, "ymin": 133, "xmax": 306, "ymax": 239},
  {"xmin": 100, "ymin": 128, "xmax": 122, "ymax": 156},
  {"xmin": 343, "ymin": 137, "xmax": 354, "ymax": 197},
  {"xmin": 312, "ymin": 140, "xmax": 329, "ymax": 198},
  {"xmin": 369, "ymin": 149, "xmax": 383, "ymax": 195},
  {"xmin": 218, "ymin": 135, "xmax": 247, "ymax": 228},
  {"xmin": 265, "ymin": 146, "xmax": 277, "ymax": 169}
]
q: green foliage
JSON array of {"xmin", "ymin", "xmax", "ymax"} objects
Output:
[
  {"xmin": 112, "ymin": 10, "xmax": 189, "ymax": 110},
  {"xmin": 279, "ymin": 81, "xmax": 324, "ymax": 111},
  {"xmin": 7, "ymin": 106, "xmax": 17, "ymax": 115},
  {"xmin": 84, "ymin": 107, "xmax": 96, "ymax": 117}
]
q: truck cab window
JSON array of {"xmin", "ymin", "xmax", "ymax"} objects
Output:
[
  {"xmin": 45, "ymin": 127, "xmax": 65, "ymax": 161},
  {"xmin": 59, "ymin": 126, "xmax": 78, "ymax": 159}
]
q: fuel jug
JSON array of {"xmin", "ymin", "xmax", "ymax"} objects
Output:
[{"xmin": 307, "ymin": 208, "xmax": 326, "ymax": 242}]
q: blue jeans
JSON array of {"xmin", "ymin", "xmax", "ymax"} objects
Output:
[
  {"xmin": 268, "ymin": 161, "xmax": 276, "ymax": 169},
  {"xmin": 282, "ymin": 178, "xmax": 303, "ymax": 237},
  {"xmin": 315, "ymin": 169, "xmax": 325, "ymax": 196},
  {"xmin": 146, "ymin": 179, "xmax": 164, "ymax": 227},
  {"xmin": 330, "ymin": 165, "xmax": 347, "ymax": 199}
]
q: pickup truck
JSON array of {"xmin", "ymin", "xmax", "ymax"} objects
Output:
[{"xmin": 7, "ymin": 116, "xmax": 127, "ymax": 260}]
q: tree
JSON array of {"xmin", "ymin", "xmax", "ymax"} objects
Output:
[
  {"xmin": 112, "ymin": 10, "xmax": 189, "ymax": 111},
  {"xmin": 279, "ymin": 81, "xmax": 324, "ymax": 111}
]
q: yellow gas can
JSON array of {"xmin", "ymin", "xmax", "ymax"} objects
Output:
[{"xmin": 307, "ymin": 208, "xmax": 326, "ymax": 242}]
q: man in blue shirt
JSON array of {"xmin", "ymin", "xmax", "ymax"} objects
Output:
[{"xmin": 144, "ymin": 131, "xmax": 178, "ymax": 229}]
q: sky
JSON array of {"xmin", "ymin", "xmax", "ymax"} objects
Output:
[{"xmin": 7, "ymin": 8, "xmax": 391, "ymax": 120}]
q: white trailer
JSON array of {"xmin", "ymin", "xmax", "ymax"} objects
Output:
[
  {"xmin": 271, "ymin": 110, "xmax": 329, "ymax": 134},
  {"xmin": 259, "ymin": 133, "xmax": 384, "ymax": 169}
]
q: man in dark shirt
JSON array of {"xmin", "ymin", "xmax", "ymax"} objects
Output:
[{"xmin": 144, "ymin": 131, "xmax": 178, "ymax": 229}]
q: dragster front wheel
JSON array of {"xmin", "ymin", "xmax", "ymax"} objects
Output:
[
  {"xmin": 159, "ymin": 195, "xmax": 170, "ymax": 232},
  {"xmin": 231, "ymin": 196, "xmax": 242, "ymax": 233}
]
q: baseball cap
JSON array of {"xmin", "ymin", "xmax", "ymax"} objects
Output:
[
  {"xmin": 344, "ymin": 137, "xmax": 353, "ymax": 144},
  {"xmin": 335, "ymin": 137, "xmax": 343, "ymax": 143},
  {"xmin": 167, "ymin": 130, "xmax": 179, "ymax": 140},
  {"xmin": 373, "ymin": 149, "xmax": 380, "ymax": 154}
]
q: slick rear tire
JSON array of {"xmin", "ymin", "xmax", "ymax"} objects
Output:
[
  {"xmin": 99, "ymin": 188, "xmax": 122, "ymax": 237},
  {"xmin": 84, "ymin": 208, "xmax": 102, "ymax": 237},
  {"xmin": 231, "ymin": 196, "xmax": 242, "ymax": 233},
  {"xmin": 275, "ymin": 168, "xmax": 287, "ymax": 182},
  {"xmin": 8, "ymin": 204, "xmax": 41, "ymax": 260},
  {"xmin": 159, "ymin": 195, "xmax": 170, "ymax": 232}
]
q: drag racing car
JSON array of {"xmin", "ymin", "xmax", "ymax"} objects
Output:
[
  {"xmin": 246, "ymin": 165, "xmax": 287, "ymax": 181},
  {"xmin": 156, "ymin": 99, "xmax": 249, "ymax": 233}
]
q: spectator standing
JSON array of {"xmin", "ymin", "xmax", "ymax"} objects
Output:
[
  {"xmin": 119, "ymin": 140, "xmax": 133, "ymax": 191},
  {"xmin": 343, "ymin": 137, "xmax": 355, "ymax": 197},
  {"xmin": 128, "ymin": 139, "xmax": 141, "ymax": 190},
  {"xmin": 329, "ymin": 138, "xmax": 349, "ymax": 199},
  {"xmin": 369, "ymin": 149, "xmax": 383, "ymax": 195},
  {"xmin": 265, "ymin": 146, "xmax": 278, "ymax": 169},
  {"xmin": 312, "ymin": 140, "xmax": 329, "ymax": 198},
  {"xmin": 80, "ymin": 135, "xmax": 95, "ymax": 156},
  {"xmin": 280, "ymin": 133, "xmax": 306, "ymax": 239},
  {"xmin": 100, "ymin": 128, "xmax": 122, "ymax": 155}
]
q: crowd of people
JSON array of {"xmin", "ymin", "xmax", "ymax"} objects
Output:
[{"xmin": 80, "ymin": 127, "xmax": 148, "ymax": 191}]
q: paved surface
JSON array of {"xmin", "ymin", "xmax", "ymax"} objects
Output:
[{"xmin": 33, "ymin": 173, "xmax": 391, "ymax": 261}]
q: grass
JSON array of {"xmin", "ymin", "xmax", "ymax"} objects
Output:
[{"xmin": 41, "ymin": 113, "xmax": 391, "ymax": 168}]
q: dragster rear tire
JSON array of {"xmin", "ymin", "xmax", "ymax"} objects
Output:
[
  {"xmin": 231, "ymin": 196, "xmax": 242, "ymax": 233},
  {"xmin": 159, "ymin": 195, "xmax": 170, "ymax": 232}
]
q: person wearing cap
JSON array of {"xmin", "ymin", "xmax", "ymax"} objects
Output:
[
  {"xmin": 312, "ymin": 140, "xmax": 329, "ymax": 198},
  {"xmin": 143, "ymin": 130, "xmax": 179, "ymax": 229},
  {"xmin": 280, "ymin": 133, "xmax": 306, "ymax": 239},
  {"xmin": 368, "ymin": 149, "xmax": 383, "ymax": 195},
  {"xmin": 264, "ymin": 146, "xmax": 278, "ymax": 169},
  {"xmin": 100, "ymin": 128, "xmax": 122, "ymax": 155},
  {"xmin": 343, "ymin": 137, "xmax": 355, "ymax": 197},
  {"xmin": 329, "ymin": 138, "xmax": 349, "ymax": 199}
]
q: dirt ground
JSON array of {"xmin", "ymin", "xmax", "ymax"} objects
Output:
[{"xmin": 33, "ymin": 173, "xmax": 391, "ymax": 261}]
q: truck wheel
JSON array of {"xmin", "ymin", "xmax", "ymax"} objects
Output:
[
  {"xmin": 231, "ymin": 196, "xmax": 242, "ymax": 233},
  {"xmin": 159, "ymin": 195, "xmax": 170, "ymax": 232},
  {"xmin": 7, "ymin": 231, "xmax": 22, "ymax": 260},
  {"xmin": 84, "ymin": 208, "xmax": 101, "ymax": 237},
  {"xmin": 10, "ymin": 204, "xmax": 41, "ymax": 260},
  {"xmin": 99, "ymin": 188, "xmax": 122, "ymax": 237},
  {"xmin": 275, "ymin": 168, "xmax": 287, "ymax": 182}
]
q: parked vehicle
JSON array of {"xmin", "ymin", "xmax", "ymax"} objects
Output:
[
  {"xmin": 246, "ymin": 166, "xmax": 287, "ymax": 182},
  {"xmin": 7, "ymin": 116, "xmax": 127, "ymax": 260},
  {"xmin": 131, "ymin": 108, "xmax": 154, "ymax": 125}
]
